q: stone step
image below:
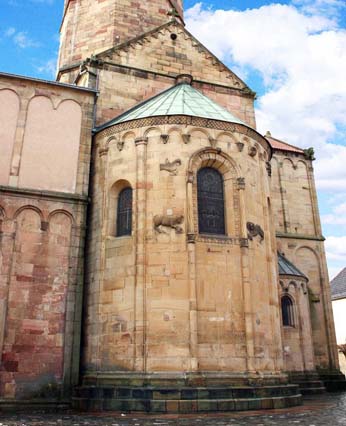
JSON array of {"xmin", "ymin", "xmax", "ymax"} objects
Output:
[
  {"xmin": 74, "ymin": 384, "xmax": 300, "ymax": 400},
  {"xmin": 72, "ymin": 384, "xmax": 302, "ymax": 412},
  {"xmin": 299, "ymin": 387, "xmax": 326, "ymax": 395},
  {"xmin": 73, "ymin": 395, "xmax": 302, "ymax": 413}
]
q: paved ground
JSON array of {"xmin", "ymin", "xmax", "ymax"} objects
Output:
[{"xmin": 1, "ymin": 393, "xmax": 346, "ymax": 425}]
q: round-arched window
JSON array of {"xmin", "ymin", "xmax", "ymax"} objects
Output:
[
  {"xmin": 197, "ymin": 167, "xmax": 225, "ymax": 235},
  {"xmin": 281, "ymin": 295, "xmax": 294, "ymax": 327},
  {"xmin": 116, "ymin": 187, "xmax": 133, "ymax": 236}
]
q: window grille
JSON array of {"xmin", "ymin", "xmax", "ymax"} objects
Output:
[
  {"xmin": 117, "ymin": 187, "xmax": 132, "ymax": 236},
  {"xmin": 281, "ymin": 295, "xmax": 294, "ymax": 327},
  {"xmin": 197, "ymin": 167, "xmax": 225, "ymax": 235}
]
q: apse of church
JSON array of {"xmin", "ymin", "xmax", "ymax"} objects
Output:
[{"xmin": 0, "ymin": 0, "xmax": 345, "ymax": 412}]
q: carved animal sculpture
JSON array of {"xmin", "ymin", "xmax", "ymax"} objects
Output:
[
  {"xmin": 154, "ymin": 214, "xmax": 184, "ymax": 234},
  {"xmin": 247, "ymin": 222, "xmax": 264, "ymax": 242},
  {"xmin": 159, "ymin": 159, "xmax": 182, "ymax": 176}
]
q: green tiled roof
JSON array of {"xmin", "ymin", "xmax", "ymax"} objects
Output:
[
  {"xmin": 278, "ymin": 252, "xmax": 307, "ymax": 280},
  {"xmin": 96, "ymin": 83, "xmax": 246, "ymax": 131}
]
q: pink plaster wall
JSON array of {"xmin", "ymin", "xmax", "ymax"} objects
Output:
[
  {"xmin": 19, "ymin": 97, "xmax": 82, "ymax": 193},
  {"xmin": 0, "ymin": 90, "xmax": 20, "ymax": 185}
]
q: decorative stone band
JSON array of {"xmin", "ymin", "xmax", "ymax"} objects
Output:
[
  {"xmin": 196, "ymin": 235, "xmax": 249, "ymax": 245},
  {"xmin": 98, "ymin": 115, "xmax": 272, "ymax": 157}
]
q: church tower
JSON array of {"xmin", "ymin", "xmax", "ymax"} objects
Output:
[{"xmin": 58, "ymin": 0, "xmax": 184, "ymax": 72}]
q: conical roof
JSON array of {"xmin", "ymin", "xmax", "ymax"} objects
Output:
[
  {"xmin": 278, "ymin": 252, "xmax": 307, "ymax": 280},
  {"xmin": 96, "ymin": 83, "xmax": 246, "ymax": 132}
]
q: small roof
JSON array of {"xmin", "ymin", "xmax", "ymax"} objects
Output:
[
  {"xmin": 331, "ymin": 267, "xmax": 346, "ymax": 300},
  {"xmin": 278, "ymin": 252, "xmax": 307, "ymax": 280},
  {"xmin": 265, "ymin": 131, "xmax": 304, "ymax": 154},
  {"xmin": 96, "ymin": 83, "xmax": 246, "ymax": 132}
]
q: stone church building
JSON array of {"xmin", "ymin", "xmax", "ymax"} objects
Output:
[{"xmin": 0, "ymin": 0, "xmax": 345, "ymax": 412}]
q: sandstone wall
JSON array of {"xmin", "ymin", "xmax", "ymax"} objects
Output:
[
  {"xmin": 59, "ymin": 0, "xmax": 184, "ymax": 71},
  {"xmin": 83, "ymin": 118, "xmax": 284, "ymax": 377},
  {"xmin": 272, "ymin": 149, "xmax": 338, "ymax": 371},
  {"xmin": 0, "ymin": 74, "xmax": 94, "ymax": 399},
  {"xmin": 58, "ymin": 22, "xmax": 256, "ymax": 131}
]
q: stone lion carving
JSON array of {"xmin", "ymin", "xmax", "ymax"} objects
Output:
[
  {"xmin": 159, "ymin": 159, "xmax": 182, "ymax": 176},
  {"xmin": 247, "ymin": 222, "xmax": 264, "ymax": 242},
  {"xmin": 154, "ymin": 215, "xmax": 184, "ymax": 234}
]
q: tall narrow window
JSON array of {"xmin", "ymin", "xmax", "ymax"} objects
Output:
[
  {"xmin": 116, "ymin": 187, "xmax": 132, "ymax": 236},
  {"xmin": 281, "ymin": 296, "xmax": 294, "ymax": 327},
  {"xmin": 197, "ymin": 167, "xmax": 225, "ymax": 235}
]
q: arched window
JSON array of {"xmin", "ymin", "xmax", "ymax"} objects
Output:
[
  {"xmin": 197, "ymin": 167, "xmax": 225, "ymax": 235},
  {"xmin": 116, "ymin": 187, "xmax": 133, "ymax": 236},
  {"xmin": 281, "ymin": 296, "xmax": 294, "ymax": 327}
]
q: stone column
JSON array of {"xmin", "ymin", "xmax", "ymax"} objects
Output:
[
  {"xmin": 297, "ymin": 282, "xmax": 315, "ymax": 371},
  {"xmin": 237, "ymin": 178, "xmax": 255, "ymax": 373},
  {"xmin": 134, "ymin": 137, "xmax": 148, "ymax": 372},
  {"xmin": 0, "ymin": 219, "xmax": 16, "ymax": 359},
  {"xmin": 186, "ymin": 171, "xmax": 198, "ymax": 370}
]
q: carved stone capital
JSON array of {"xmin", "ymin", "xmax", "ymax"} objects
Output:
[
  {"xmin": 99, "ymin": 147, "xmax": 109, "ymax": 157},
  {"xmin": 135, "ymin": 137, "xmax": 148, "ymax": 146},
  {"xmin": 237, "ymin": 177, "xmax": 245, "ymax": 190},
  {"xmin": 240, "ymin": 238, "xmax": 249, "ymax": 248},
  {"xmin": 187, "ymin": 233, "xmax": 196, "ymax": 243},
  {"xmin": 187, "ymin": 171, "xmax": 194, "ymax": 184}
]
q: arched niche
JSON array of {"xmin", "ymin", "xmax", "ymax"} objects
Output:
[
  {"xmin": 108, "ymin": 179, "xmax": 133, "ymax": 236},
  {"xmin": 0, "ymin": 89, "xmax": 20, "ymax": 185},
  {"xmin": 19, "ymin": 96, "xmax": 82, "ymax": 193}
]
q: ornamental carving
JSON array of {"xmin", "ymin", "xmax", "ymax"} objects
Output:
[
  {"xmin": 161, "ymin": 134, "xmax": 169, "ymax": 144},
  {"xmin": 236, "ymin": 142, "xmax": 244, "ymax": 152},
  {"xmin": 153, "ymin": 214, "xmax": 184, "ymax": 234},
  {"xmin": 266, "ymin": 161, "xmax": 272, "ymax": 177},
  {"xmin": 248, "ymin": 146, "xmax": 257, "ymax": 157},
  {"xmin": 159, "ymin": 158, "xmax": 182, "ymax": 176},
  {"xmin": 117, "ymin": 140, "xmax": 124, "ymax": 151},
  {"xmin": 247, "ymin": 222, "xmax": 264, "ymax": 242},
  {"xmin": 209, "ymin": 137, "xmax": 217, "ymax": 148},
  {"xmin": 182, "ymin": 134, "xmax": 191, "ymax": 144}
]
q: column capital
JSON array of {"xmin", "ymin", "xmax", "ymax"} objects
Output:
[{"xmin": 135, "ymin": 137, "xmax": 148, "ymax": 146}]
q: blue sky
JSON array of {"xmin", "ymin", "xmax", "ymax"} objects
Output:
[{"xmin": 1, "ymin": 0, "xmax": 346, "ymax": 278}]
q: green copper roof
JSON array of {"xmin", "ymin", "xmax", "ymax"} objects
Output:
[
  {"xmin": 96, "ymin": 83, "xmax": 246, "ymax": 131},
  {"xmin": 278, "ymin": 252, "xmax": 307, "ymax": 280}
]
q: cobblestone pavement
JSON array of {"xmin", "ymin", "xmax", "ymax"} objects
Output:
[{"xmin": 1, "ymin": 393, "xmax": 346, "ymax": 426}]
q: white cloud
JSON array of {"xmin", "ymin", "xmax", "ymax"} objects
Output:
[
  {"xmin": 35, "ymin": 58, "xmax": 57, "ymax": 78},
  {"xmin": 185, "ymin": 2, "xmax": 346, "ymax": 193},
  {"xmin": 325, "ymin": 236, "xmax": 346, "ymax": 261},
  {"xmin": 4, "ymin": 27, "xmax": 39, "ymax": 49}
]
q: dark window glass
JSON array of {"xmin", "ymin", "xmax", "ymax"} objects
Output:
[
  {"xmin": 281, "ymin": 296, "xmax": 294, "ymax": 327},
  {"xmin": 117, "ymin": 187, "xmax": 132, "ymax": 236},
  {"xmin": 197, "ymin": 167, "xmax": 225, "ymax": 235}
]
